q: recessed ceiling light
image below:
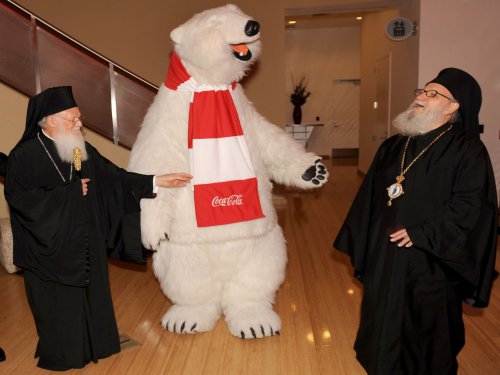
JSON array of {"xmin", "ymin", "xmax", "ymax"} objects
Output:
[
  {"xmin": 288, "ymin": 20, "xmax": 297, "ymax": 24},
  {"xmin": 356, "ymin": 16, "xmax": 363, "ymax": 20}
]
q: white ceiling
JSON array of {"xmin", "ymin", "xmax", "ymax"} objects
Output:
[
  {"xmin": 285, "ymin": 11, "xmax": 368, "ymax": 29},
  {"xmin": 284, "ymin": 0, "xmax": 402, "ymax": 29}
]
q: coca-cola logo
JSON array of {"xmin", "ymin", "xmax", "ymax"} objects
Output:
[{"xmin": 212, "ymin": 194, "xmax": 243, "ymax": 207}]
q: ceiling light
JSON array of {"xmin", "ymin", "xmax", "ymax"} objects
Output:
[
  {"xmin": 356, "ymin": 16, "xmax": 363, "ymax": 20},
  {"xmin": 288, "ymin": 20, "xmax": 297, "ymax": 24}
]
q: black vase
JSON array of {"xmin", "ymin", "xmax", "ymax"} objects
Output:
[{"xmin": 293, "ymin": 105, "xmax": 302, "ymax": 124}]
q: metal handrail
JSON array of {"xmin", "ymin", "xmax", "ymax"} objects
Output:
[
  {"xmin": 0, "ymin": 0, "xmax": 160, "ymax": 148},
  {"xmin": 4, "ymin": 0, "xmax": 158, "ymax": 91}
]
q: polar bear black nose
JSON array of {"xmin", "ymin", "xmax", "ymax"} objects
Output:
[{"xmin": 245, "ymin": 20, "xmax": 260, "ymax": 36}]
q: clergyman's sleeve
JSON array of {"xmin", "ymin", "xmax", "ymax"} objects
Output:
[
  {"xmin": 0, "ymin": 152, "xmax": 7, "ymax": 177},
  {"xmin": 89, "ymin": 145, "xmax": 154, "ymax": 264},
  {"xmin": 406, "ymin": 143, "xmax": 497, "ymax": 307},
  {"xmin": 333, "ymin": 149, "xmax": 380, "ymax": 281}
]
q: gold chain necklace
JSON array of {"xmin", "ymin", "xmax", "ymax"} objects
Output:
[
  {"xmin": 37, "ymin": 132, "xmax": 73, "ymax": 182},
  {"xmin": 387, "ymin": 124, "xmax": 452, "ymax": 206}
]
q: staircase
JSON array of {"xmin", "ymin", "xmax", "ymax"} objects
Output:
[{"xmin": 0, "ymin": 0, "xmax": 158, "ymax": 149}]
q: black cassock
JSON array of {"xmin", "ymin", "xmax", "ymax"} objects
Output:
[
  {"xmin": 334, "ymin": 123, "xmax": 497, "ymax": 375},
  {"xmin": 0, "ymin": 152, "xmax": 7, "ymax": 177},
  {"xmin": 5, "ymin": 131, "xmax": 154, "ymax": 371}
]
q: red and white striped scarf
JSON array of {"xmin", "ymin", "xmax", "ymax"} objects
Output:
[{"xmin": 164, "ymin": 52, "xmax": 264, "ymax": 227}]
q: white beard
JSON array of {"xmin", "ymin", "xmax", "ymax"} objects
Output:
[
  {"xmin": 53, "ymin": 128, "xmax": 88, "ymax": 163},
  {"xmin": 392, "ymin": 103, "xmax": 444, "ymax": 136}
]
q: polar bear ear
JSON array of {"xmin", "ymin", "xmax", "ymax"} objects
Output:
[
  {"xmin": 226, "ymin": 4, "xmax": 240, "ymax": 11},
  {"xmin": 170, "ymin": 26, "xmax": 183, "ymax": 44}
]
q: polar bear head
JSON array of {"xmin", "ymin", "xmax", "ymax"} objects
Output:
[{"xmin": 170, "ymin": 4, "xmax": 262, "ymax": 85}]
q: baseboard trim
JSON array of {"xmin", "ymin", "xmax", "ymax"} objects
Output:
[{"xmin": 331, "ymin": 148, "xmax": 359, "ymax": 158}]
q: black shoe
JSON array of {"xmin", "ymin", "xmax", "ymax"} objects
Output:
[{"xmin": 0, "ymin": 347, "xmax": 6, "ymax": 361}]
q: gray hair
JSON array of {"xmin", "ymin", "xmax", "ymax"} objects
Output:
[
  {"xmin": 449, "ymin": 106, "xmax": 462, "ymax": 124},
  {"xmin": 38, "ymin": 117, "xmax": 47, "ymax": 128}
]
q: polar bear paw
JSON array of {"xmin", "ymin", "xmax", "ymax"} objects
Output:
[
  {"xmin": 141, "ymin": 229, "xmax": 168, "ymax": 251},
  {"xmin": 225, "ymin": 305, "xmax": 281, "ymax": 339},
  {"xmin": 301, "ymin": 159, "xmax": 328, "ymax": 186},
  {"xmin": 140, "ymin": 215, "xmax": 170, "ymax": 251},
  {"xmin": 160, "ymin": 304, "xmax": 220, "ymax": 334}
]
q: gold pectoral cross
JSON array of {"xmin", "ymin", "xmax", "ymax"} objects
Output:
[{"xmin": 73, "ymin": 147, "xmax": 82, "ymax": 172}]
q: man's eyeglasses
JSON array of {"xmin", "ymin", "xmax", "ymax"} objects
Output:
[
  {"xmin": 52, "ymin": 114, "xmax": 85, "ymax": 124},
  {"xmin": 414, "ymin": 89, "xmax": 456, "ymax": 102}
]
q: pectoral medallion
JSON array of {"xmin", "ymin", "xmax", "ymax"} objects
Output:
[
  {"xmin": 387, "ymin": 175, "xmax": 405, "ymax": 206},
  {"xmin": 385, "ymin": 125, "xmax": 452, "ymax": 208}
]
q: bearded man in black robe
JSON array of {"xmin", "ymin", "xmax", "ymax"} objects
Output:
[
  {"xmin": 4, "ymin": 86, "xmax": 192, "ymax": 371},
  {"xmin": 334, "ymin": 68, "xmax": 497, "ymax": 374}
]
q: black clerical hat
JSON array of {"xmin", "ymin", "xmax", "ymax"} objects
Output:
[
  {"xmin": 428, "ymin": 68, "xmax": 482, "ymax": 136},
  {"xmin": 15, "ymin": 86, "xmax": 78, "ymax": 148}
]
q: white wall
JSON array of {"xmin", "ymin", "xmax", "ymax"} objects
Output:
[
  {"xmin": 285, "ymin": 26, "xmax": 361, "ymax": 155},
  {"xmin": 418, "ymin": 0, "xmax": 500, "ymax": 195},
  {"xmin": 358, "ymin": 8, "xmax": 401, "ymax": 172},
  {"xmin": 390, "ymin": 0, "xmax": 420, "ymax": 134}
]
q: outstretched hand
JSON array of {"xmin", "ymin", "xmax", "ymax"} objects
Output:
[{"xmin": 156, "ymin": 173, "xmax": 192, "ymax": 188}]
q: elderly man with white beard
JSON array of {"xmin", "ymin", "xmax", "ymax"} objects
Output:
[
  {"xmin": 334, "ymin": 68, "xmax": 497, "ymax": 375},
  {"xmin": 4, "ymin": 86, "xmax": 192, "ymax": 371}
]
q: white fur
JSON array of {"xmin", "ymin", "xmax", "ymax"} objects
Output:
[{"xmin": 128, "ymin": 4, "xmax": 328, "ymax": 339}]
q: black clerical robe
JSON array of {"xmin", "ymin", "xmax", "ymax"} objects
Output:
[
  {"xmin": 334, "ymin": 123, "xmax": 497, "ymax": 375},
  {"xmin": 0, "ymin": 152, "xmax": 7, "ymax": 177},
  {"xmin": 5, "ymin": 132, "xmax": 154, "ymax": 370}
]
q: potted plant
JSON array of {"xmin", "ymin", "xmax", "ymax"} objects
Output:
[{"xmin": 290, "ymin": 76, "xmax": 311, "ymax": 124}]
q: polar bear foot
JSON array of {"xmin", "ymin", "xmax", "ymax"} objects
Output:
[
  {"xmin": 160, "ymin": 304, "xmax": 220, "ymax": 334},
  {"xmin": 225, "ymin": 305, "xmax": 281, "ymax": 339}
]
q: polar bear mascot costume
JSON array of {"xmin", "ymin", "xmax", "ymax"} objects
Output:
[{"xmin": 128, "ymin": 4, "xmax": 328, "ymax": 339}]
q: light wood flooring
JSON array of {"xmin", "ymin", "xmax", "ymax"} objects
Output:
[{"xmin": 0, "ymin": 158, "xmax": 499, "ymax": 374}]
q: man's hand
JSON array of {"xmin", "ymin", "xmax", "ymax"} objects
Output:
[
  {"xmin": 81, "ymin": 178, "xmax": 90, "ymax": 196},
  {"xmin": 156, "ymin": 173, "xmax": 192, "ymax": 188},
  {"xmin": 389, "ymin": 228, "xmax": 413, "ymax": 248}
]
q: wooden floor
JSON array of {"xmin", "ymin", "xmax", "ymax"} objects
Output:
[{"xmin": 0, "ymin": 158, "xmax": 499, "ymax": 374}]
